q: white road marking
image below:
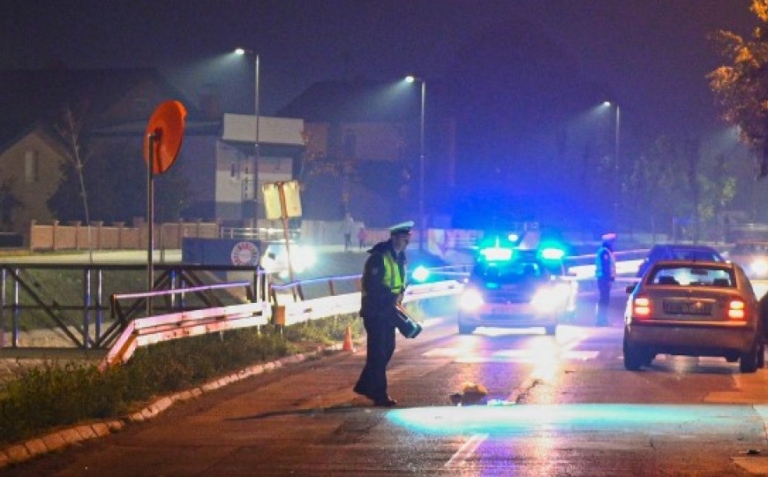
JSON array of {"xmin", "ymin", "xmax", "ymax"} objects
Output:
[
  {"xmin": 444, "ymin": 433, "xmax": 488, "ymax": 469},
  {"xmin": 453, "ymin": 350, "xmax": 599, "ymax": 363}
]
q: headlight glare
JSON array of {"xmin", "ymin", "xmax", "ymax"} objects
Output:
[
  {"xmin": 460, "ymin": 289, "xmax": 484, "ymax": 311},
  {"xmin": 751, "ymin": 259, "xmax": 768, "ymax": 276},
  {"xmin": 531, "ymin": 284, "xmax": 570, "ymax": 312}
]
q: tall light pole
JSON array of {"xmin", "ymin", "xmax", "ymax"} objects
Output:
[
  {"xmin": 602, "ymin": 101, "xmax": 620, "ymax": 227},
  {"xmin": 406, "ymin": 75, "xmax": 426, "ymax": 251},
  {"xmin": 235, "ymin": 48, "xmax": 260, "ymax": 232}
]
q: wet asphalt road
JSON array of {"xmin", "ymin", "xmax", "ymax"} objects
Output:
[{"xmin": 5, "ymin": 285, "xmax": 768, "ymax": 476}]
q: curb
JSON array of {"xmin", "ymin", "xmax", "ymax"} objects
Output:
[{"xmin": 0, "ymin": 342, "xmax": 344, "ymax": 470}]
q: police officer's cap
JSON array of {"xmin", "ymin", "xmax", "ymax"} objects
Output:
[
  {"xmin": 601, "ymin": 232, "xmax": 617, "ymax": 241},
  {"xmin": 390, "ymin": 221, "xmax": 414, "ymax": 236}
]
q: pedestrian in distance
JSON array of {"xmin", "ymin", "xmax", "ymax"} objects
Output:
[
  {"xmin": 353, "ymin": 220, "xmax": 413, "ymax": 407},
  {"xmin": 595, "ymin": 233, "xmax": 617, "ymax": 326},
  {"xmin": 341, "ymin": 212, "xmax": 355, "ymax": 251},
  {"xmin": 357, "ymin": 224, "xmax": 368, "ymax": 250}
]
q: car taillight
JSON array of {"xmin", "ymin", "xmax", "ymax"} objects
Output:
[
  {"xmin": 633, "ymin": 296, "xmax": 651, "ymax": 317},
  {"xmin": 728, "ymin": 299, "xmax": 746, "ymax": 320}
]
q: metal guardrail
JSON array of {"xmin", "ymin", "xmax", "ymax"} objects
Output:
[
  {"xmin": 100, "ymin": 274, "xmax": 465, "ymax": 368},
  {"xmin": 100, "ymin": 282, "xmax": 270, "ymax": 370},
  {"xmin": 269, "ymin": 271, "xmax": 466, "ymax": 327},
  {"xmin": 564, "ymin": 249, "xmax": 648, "ymax": 279},
  {"xmin": 220, "ymin": 227, "xmax": 300, "ymax": 241}
]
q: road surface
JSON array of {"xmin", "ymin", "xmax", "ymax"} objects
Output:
[{"xmin": 4, "ymin": 286, "xmax": 768, "ymax": 476}]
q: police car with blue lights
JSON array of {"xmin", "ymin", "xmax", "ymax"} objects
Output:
[{"xmin": 457, "ymin": 235, "xmax": 577, "ymax": 335}]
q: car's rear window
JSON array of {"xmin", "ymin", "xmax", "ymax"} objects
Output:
[
  {"xmin": 648, "ymin": 265, "xmax": 735, "ymax": 287},
  {"xmin": 472, "ymin": 261, "xmax": 548, "ymax": 284}
]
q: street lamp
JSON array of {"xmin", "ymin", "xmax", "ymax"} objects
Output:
[
  {"xmin": 602, "ymin": 101, "xmax": 621, "ymax": 226},
  {"xmin": 406, "ymin": 75, "xmax": 426, "ymax": 251},
  {"xmin": 235, "ymin": 48, "xmax": 260, "ymax": 231}
]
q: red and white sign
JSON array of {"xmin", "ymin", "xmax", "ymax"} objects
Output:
[{"xmin": 231, "ymin": 241, "xmax": 260, "ymax": 266}]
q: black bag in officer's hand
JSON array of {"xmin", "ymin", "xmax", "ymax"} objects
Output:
[{"xmin": 393, "ymin": 303, "xmax": 422, "ymax": 339}]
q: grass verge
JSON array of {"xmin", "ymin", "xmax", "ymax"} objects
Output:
[{"xmin": 0, "ymin": 313, "xmax": 364, "ymax": 446}]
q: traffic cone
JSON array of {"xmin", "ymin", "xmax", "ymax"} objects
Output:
[{"xmin": 343, "ymin": 326, "xmax": 355, "ymax": 352}]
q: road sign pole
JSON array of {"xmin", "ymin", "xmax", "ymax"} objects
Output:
[
  {"xmin": 147, "ymin": 133, "xmax": 155, "ymax": 317},
  {"xmin": 277, "ymin": 182, "xmax": 295, "ymax": 283}
]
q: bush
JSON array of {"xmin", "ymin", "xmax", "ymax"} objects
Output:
[{"xmin": 0, "ymin": 314, "xmax": 362, "ymax": 446}]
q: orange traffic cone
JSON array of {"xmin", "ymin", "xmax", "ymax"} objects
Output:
[{"xmin": 343, "ymin": 326, "xmax": 355, "ymax": 352}]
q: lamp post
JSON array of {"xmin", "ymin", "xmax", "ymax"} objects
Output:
[
  {"xmin": 235, "ymin": 48, "xmax": 260, "ymax": 232},
  {"xmin": 602, "ymin": 101, "xmax": 620, "ymax": 227},
  {"xmin": 406, "ymin": 75, "xmax": 426, "ymax": 251}
]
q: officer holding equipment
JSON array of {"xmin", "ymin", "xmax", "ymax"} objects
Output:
[{"xmin": 353, "ymin": 220, "xmax": 415, "ymax": 407}]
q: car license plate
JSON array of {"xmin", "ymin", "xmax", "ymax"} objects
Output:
[
  {"xmin": 489, "ymin": 304, "xmax": 527, "ymax": 314},
  {"xmin": 663, "ymin": 300, "xmax": 713, "ymax": 315}
]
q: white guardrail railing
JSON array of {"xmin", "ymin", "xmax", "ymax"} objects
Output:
[{"xmin": 100, "ymin": 251, "xmax": 649, "ymax": 370}]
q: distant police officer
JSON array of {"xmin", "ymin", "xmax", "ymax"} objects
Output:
[
  {"xmin": 595, "ymin": 233, "xmax": 617, "ymax": 326},
  {"xmin": 353, "ymin": 220, "xmax": 413, "ymax": 407}
]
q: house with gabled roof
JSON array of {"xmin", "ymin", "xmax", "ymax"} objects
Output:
[
  {"xmin": 0, "ymin": 68, "xmax": 307, "ymax": 243},
  {"xmin": 0, "ymin": 68, "xmax": 215, "ymax": 240},
  {"xmin": 277, "ymin": 78, "xmax": 455, "ymax": 228}
]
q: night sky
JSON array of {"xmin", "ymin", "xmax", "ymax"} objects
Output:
[
  {"xmin": 2, "ymin": 0, "xmax": 763, "ymax": 228},
  {"xmin": 2, "ymin": 1, "xmax": 756, "ymax": 129}
]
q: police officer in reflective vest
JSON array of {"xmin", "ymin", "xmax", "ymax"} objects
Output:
[
  {"xmin": 595, "ymin": 233, "xmax": 617, "ymax": 326},
  {"xmin": 353, "ymin": 221, "xmax": 413, "ymax": 407}
]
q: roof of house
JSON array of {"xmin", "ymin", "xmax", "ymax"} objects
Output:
[{"xmin": 0, "ymin": 68, "xmax": 204, "ymax": 149}]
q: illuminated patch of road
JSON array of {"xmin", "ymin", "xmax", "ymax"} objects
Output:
[
  {"xmin": 433, "ymin": 326, "xmax": 591, "ymax": 469},
  {"xmin": 388, "ymin": 403, "xmax": 766, "ymax": 436},
  {"xmin": 423, "ymin": 325, "xmax": 594, "ymax": 364},
  {"xmin": 386, "ymin": 404, "xmax": 768, "ymax": 473}
]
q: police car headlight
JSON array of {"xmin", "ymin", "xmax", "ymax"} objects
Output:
[
  {"xmin": 531, "ymin": 284, "xmax": 571, "ymax": 312},
  {"xmin": 460, "ymin": 289, "xmax": 484, "ymax": 311},
  {"xmin": 751, "ymin": 258, "xmax": 768, "ymax": 276}
]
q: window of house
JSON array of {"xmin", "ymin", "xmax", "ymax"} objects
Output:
[{"xmin": 24, "ymin": 150, "xmax": 39, "ymax": 183}]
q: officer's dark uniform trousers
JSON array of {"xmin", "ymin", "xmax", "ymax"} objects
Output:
[{"xmin": 357, "ymin": 310, "xmax": 397, "ymax": 399}]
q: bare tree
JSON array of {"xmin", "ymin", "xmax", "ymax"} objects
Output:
[{"xmin": 54, "ymin": 101, "xmax": 95, "ymax": 261}]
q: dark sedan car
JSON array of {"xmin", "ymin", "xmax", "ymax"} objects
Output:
[{"xmin": 636, "ymin": 244, "xmax": 724, "ymax": 277}]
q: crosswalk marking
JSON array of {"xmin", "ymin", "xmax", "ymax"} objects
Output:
[{"xmin": 423, "ymin": 347, "xmax": 599, "ymax": 363}]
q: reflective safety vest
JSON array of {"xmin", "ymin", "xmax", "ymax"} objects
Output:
[
  {"xmin": 362, "ymin": 250, "xmax": 405, "ymax": 298},
  {"xmin": 595, "ymin": 245, "xmax": 616, "ymax": 280},
  {"xmin": 381, "ymin": 251, "xmax": 405, "ymax": 294}
]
